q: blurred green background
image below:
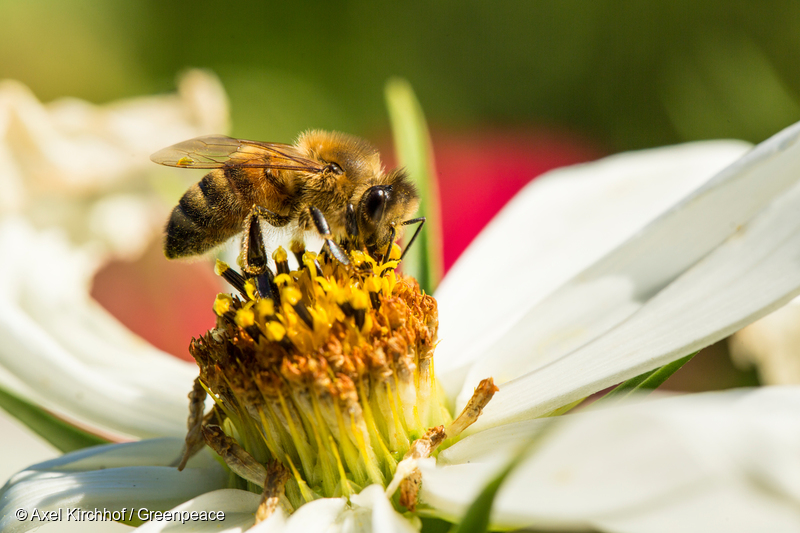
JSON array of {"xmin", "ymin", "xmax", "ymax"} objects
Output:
[
  {"xmin": 6, "ymin": 0, "xmax": 798, "ymax": 391},
  {"xmin": 3, "ymin": 0, "xmax": 799, "ymax": 149}
]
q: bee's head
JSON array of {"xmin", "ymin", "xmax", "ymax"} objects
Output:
[{"xmin": 357, "ymin": 169, "xmax": 419, "ymax": 253}]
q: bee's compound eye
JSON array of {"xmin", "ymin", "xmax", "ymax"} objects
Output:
[
  {"xmin": 365, "ymin": 187, "xmax": 388, "ymax": 222},
  {"xmin": 326, "ymin": 162, "xmax": 344, "ymax": 175}
]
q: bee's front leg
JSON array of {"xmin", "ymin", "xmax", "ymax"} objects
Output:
[{"xmin": 308, "ymin": 206, "xmax": 350, "ymax": 265}]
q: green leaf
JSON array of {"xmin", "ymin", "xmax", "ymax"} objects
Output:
[
  {"xmin": 448, "ymin": 421, "xmax": 554, "ymax": 533},
  {"xmin": 0, "ymin": 385, "xmax": 110, "ymax": 453},
  {"xmin": 420, "ymin": 516, "xmax": 454, "ymax": 533},
  {"xmin": 385, "ymin": 77, "xmax": 444, "ymax": 294},
  {"xmin": 595, "ymin": 351, "xmax": 698, "ymax": 406}
]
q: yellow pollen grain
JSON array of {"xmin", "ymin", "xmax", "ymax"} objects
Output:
[
  {"xmin": 214, "ymin": 259, "xmax": 229, "ymax": 276},
  {"xmin": 384, "ymin": 270, "xmax": 398, "ymax": 294},
  {"xmin": 302, "ymin": 252, "xmax": 318, "ymax": 276},
  {"xmin": 315, "ymin": 277, "xmax": 334, "ymax": 293},
  {"xmin": 349, "ymin": 250, "xmax": 367, "ymax": 266},
  {"xmin": 235, "ymin": 308, "xmax": 255, "ymax": 328},
  {"xmin": 365, "ymin": 277, "xmax": 382, "ymax": 294},
  {"xmin": 351, "ymin": 289, "xmax": 369, "ymax": 310},
  {"xmin": 213, "ymin": 293, "xmax": 233, "ymax": 316},
  {"xmin": 264, "ymin": 321, "xmax": 286, "ymax": 342},
  {"xmin": 374, "ymin": 261, "xmax": 399, "ymax": 276},
  {"xmin": 255, "ymin": 299, "xmax": 275, "ymax": 318},
  {"xmin": 361, "ymin": 313, "xmax": 373, "ymax": 333},
  {"xmin": 283, "ymin": 287, "xmax": 303, "ymax": 306},
  {"xmin": 274, "ymin": 273, "xmax": 293, "ymax": 286},
  {"xmin": 272, "ymin": 246, "xmax": 288, "ymax": 263},
  {"xmin": 388, "ymin": 243, "xmax": 402, "ymax": 261}
]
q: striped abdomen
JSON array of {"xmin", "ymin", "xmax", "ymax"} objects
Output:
[{"xmin": 164, "ymin": 167, "xmax": 258, "ymax": 259}]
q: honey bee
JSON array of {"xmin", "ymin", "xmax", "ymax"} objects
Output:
[{"xmin": 151, "ymin": 130, "xmax": 423, "ymax": 273}]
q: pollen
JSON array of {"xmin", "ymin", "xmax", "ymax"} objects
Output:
[{"xmin": 182, "ymin": 243, "xmax": 461, "ymax": 512}]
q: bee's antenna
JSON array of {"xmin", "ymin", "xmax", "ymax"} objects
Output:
[
  {"xmin": 381, "ymin": 225, "xmax": 397, "ymax": 265},
  {"xmin": 399, "ymin": 217, "xmax": 426, "ymax": 261},
  {"xmin": 309, "ymin": 206, "xmax": 350, "ymax": 265}
]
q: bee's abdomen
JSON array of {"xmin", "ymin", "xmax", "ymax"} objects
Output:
[{"xmin": 164, "ymin": 169, "xmax": 245, "ymax": 259}]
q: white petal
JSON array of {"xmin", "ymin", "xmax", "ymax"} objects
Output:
[
  {"xmin": 458, "ymin": 119, "xmax": 800, "ymax": 418},
  {"xmin": 434, "ymin": 140, "xmax": 751, "ymax": 398},
  {"xmin": 134, "ymin": 489, "xmax": 260, "ymax": 533},
  {"xmin": 247, "ymin": 508, "xmax": 287, "ymax": 533},
  {"xmin": 5, "ymin": 438, "xmax": 219, "ymax": 489},
  {"xmin": 0, "ymin": 440, "xmax": 227, "ymax": 533},
  {"xmin": 593, "ymin": 483, "xmax": 800, "ymax": 533},
  {"xmin": 477, "ymin": 166, "xmax": 800, "ymax": 428},
  {"xmin": 423, "ymin": 388, "xmax": 800, "ymax": 532},
  {"xmin": 279, "ymin": 498, "xmax": 346, "ymax": 533},
  {"xmin": 0, "ymin": 219, "xmax": 196, "ymax": 438},
  {"xmin": 252, "ymin": 486, "xmax": 416, "ymax": 533},
  {"xmin": 347, "ymin": 485, "xmax": 418, "ymax": 533}
]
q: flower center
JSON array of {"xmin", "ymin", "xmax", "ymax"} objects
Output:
[{"xmin": 184, "ymin": 243, "xmax": 452, "ymax": 511}]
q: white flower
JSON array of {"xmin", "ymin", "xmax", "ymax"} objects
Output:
[
  {"xmin": 4, "ymin": 117, "xmax": 800, "ymax": 533},
  {"xmin": 0, "ymin": 72, "xmax": 228, "ymax": 442},
  {"xmin": 0, "ymin": 69, "xmax": 228, "ymax": 259}
]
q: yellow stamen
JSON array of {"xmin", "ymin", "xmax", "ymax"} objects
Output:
[
  {"xmin": 213, "ymin": 293, "xmax": 233, "ymax": 316},
  {"xmin": 185, "ymin": 244, "xmax": 473, "ymax": 514}
]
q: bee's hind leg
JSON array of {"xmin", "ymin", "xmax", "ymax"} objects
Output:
[{"xmin": 308, "ymin": 206, "xmax": 350, "ymax": 265}]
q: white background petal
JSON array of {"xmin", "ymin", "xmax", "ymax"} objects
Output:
[
  {"xmin": 474, "ymin": 158, "xmax": 800, "ymax": 429},
  {"xmin": 0, "ymin": 219, "xmax": 197, "ymax": 439},
  {"xmin": 0, "ymin": 70, "xmax": 228, "ymax": 257},
  {"xmin": 0, "ymin": 72, "xmax": 229, "ymax": 439},
  {"xmin": 434, "ymin": 140, "xmax": 751, "ymax": 399},
  {"xmin": 1, "ymin": 439, "xmax": 226, "ymax": 533},
  {"xmin": 457, "ymin": 119, "xmax": 800, "ymax": 418},
  {"xmin": 423, "ymin": 388, "xmax": 800, "ymax": 532}
]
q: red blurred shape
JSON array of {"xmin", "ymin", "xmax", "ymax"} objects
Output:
[
  {"xmin": 91, "ymin": 241, "xmax": 220, "ymax": 361},
  {"xmin": 387, "ymin": 127, "xmax": 603, "ymax": 271}
]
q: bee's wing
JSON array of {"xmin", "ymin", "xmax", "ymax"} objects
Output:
[{"xmin": 150, "ymin": 135, "xmax": 324, "ymax": 172}]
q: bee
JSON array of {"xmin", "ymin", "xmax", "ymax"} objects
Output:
[{"xmin": 151, "ymin": 130, "xmax": 423, "ymax": 274}]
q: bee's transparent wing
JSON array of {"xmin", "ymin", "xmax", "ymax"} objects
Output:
[{"xmin": 150, "ymin": 135, "xmax": 323, "ymax": 172}]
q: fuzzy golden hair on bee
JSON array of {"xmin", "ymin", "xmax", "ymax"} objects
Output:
[
  {"xmin": 152, "ymin": 129, "xmax": 423, "ymax": 272},
  {"xmin": 296, "ymin": 130, "xmax": 384, "ymax": 179}
]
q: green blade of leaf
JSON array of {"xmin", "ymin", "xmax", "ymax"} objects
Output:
[
  {"xmin": 448, "ymin": 421, "xmax": 554, "ymax": 533},
  {"xmin": 385, "ymin": 77, "xmax": 443, "ymax": 294},
  {"xmin": 0, "ymin": 385, "xmax": 110, "ymax": 453},
  {"xmin": 595, "ymin": 351, "xmax": 698, "ymax": 406}
]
